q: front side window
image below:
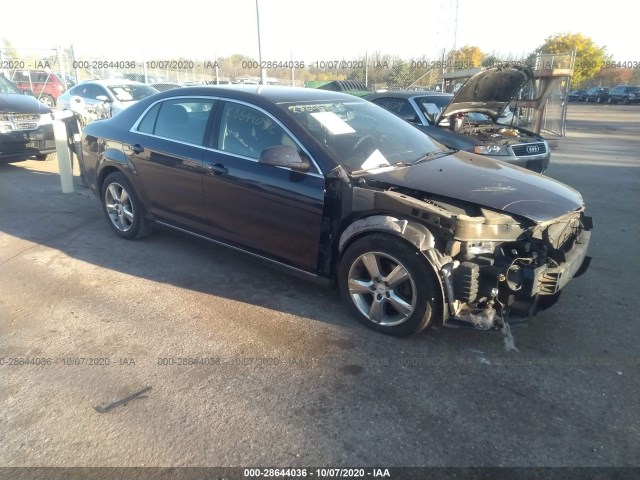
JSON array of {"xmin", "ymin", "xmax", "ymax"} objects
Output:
[
  {"xmin": 372, "ymin": 98, "xmax": 418, "ymax": 122},
  {"xmin": 217, "ymin": 102, "xmax": 298, "ymax": 159},
  {"xmin": 137, "ymin": 98, "xmax": 214, "ymax": 145}
]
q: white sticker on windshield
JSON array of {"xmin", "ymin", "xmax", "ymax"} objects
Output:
[
  {"xmin": 360, "ymin": 149, "xmax": 391, "ymax": 171},
  {"xmin": 112, "ymin": 87, "xmax": 133, "ymax": 101},
  {"xmin": 422, "ymin": 103, "xmax": 441, "ymax": 118},
  {"xmin": 310, "ymin": 111, "xmax": 355, "ymax": 135}
]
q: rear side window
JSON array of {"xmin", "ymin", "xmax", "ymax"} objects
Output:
[
  {"xmin": 137, "ymin": 98, "xmax": 215, "ymax": 146},
  {"xmin": 137, "ymin": 103, "xmax": 161, "ymax": 134}
]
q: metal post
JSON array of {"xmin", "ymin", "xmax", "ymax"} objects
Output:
[
  {"xmin": 57, "ymin": 45, "xmax": 66, "ymax": 90},
  {"xmin": 52, "ymin": 111, "xmax": 75, "ymax": 193},
  {"xmin": 256, "ymin": 0, "xmax": 266, "ymax": 85},
  {"xmin": 365, "ymin": 51, "xmax": 368, "ymax": 87},
  {"xmin": 71, "ymin": 45, "xmax": 79, "ymax": 84},
  {"xmin": 142, "ymin": 56, "xmax": 148, "ymax": 84},
  {"xmin": 291, "ymin": 51, "xmax": 294, "ymax": 86}
]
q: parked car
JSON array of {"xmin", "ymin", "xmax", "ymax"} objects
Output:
[
  {"xmin": 0, "ymin": 74, "xmax": 56, "ymax": 161},
  {"xmin": 10, "ymin": 70, "xmax": 68, "ymax": 108},
  {"xmin": 57, "ymin": 80, "xmax": 158, "ymax": 116},
  {"xmin": 150, "ymin": 82, "xmax": 183, "ymax": 92},
  {"xmin": 365, "ymin": 66, "xmax": 550, "ymax": 173},
  {"xmin": 78, "ymin": 85, "xmax": 592, "ymax": 336},
  {"xmin": 317, "ymin": 80, "xmax": 371, "ymax": 97},
  {"xmin": 122, "ymin": 73, "xmax": 167, "ymax": 84},
  {"xmin": 607, "ymin": 85, "xmax": 640, "ymax": 104},
  {"xmin": 585, "ymin": 87, "xmax": 609, "ymax": 103},
  {"xmin": 568, "ymin": 90, "xmax": 587, "ymax": 102}
]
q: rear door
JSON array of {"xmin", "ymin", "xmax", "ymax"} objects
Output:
[{"xmin": 125, "ymin": 97, "xmax": 217, "ymax": 232}]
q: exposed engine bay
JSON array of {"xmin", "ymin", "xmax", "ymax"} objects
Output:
[
  {"xmin": 451, "ymin": 117, "xmax": 536, "ymax": 145},
  {"xmin": 342, "ymin": 181, "xmax": 593, "ymax": 332}
]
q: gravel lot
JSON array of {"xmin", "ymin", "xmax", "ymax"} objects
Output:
[{"xmin": 1, "ymin": 104, "xmax": 638, "ymax": 473}]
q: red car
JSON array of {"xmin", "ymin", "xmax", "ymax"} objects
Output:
[{"xmin": 10, "ymin": 70, "xmax": 67, "ymax": 108}]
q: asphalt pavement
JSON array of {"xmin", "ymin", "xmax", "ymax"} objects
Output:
[{"xmin": 0, "ymin": 104, "xmax": 638, "ymax": 471}]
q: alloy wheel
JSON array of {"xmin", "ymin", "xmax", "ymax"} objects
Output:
[
  {"xmin": 347, "ymin": 251, "xmax": 417, "ymax": 326},
  {"xmin": 104, "ymin": 182, "xmax": 135, "ymax": 232}
]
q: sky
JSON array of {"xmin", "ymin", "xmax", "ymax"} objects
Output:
[{"xmin": 1, "ymin": 0, "xmax": 633, "ymax": 62}]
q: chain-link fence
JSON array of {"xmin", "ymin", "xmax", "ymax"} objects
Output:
[{"xmin": 2, "ymin": 45, "xmax": 574, "ymax": 136}]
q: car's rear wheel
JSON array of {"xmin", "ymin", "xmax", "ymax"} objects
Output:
[
  {"xmin": 35, "ymin": 154, "xmax": 51, "ymax": 161},
  {"xmin": 338, "ymin": 233, "xmax": 440, "ymax": 336},
  {"xmin": 101, "ymin": 172, "xmax": 151, "ymax": 240},
  {"xmin": 39, "ymin": 94, "xmax": 55, "ymax": 108}
]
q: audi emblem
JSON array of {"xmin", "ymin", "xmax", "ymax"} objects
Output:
[{"xmin": 526, "ymin": 145, "xmax": 540, "ymax": 153}]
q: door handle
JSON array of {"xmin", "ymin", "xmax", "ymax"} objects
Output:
[
  {"xmin": 208, "ymin": 163, "xmax": 228, "ymax": 176},
  {"xmin": 129, "ymin": 144, "xmax": 144, "ymax": 154}
]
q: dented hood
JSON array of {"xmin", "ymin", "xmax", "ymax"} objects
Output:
[
  {"xmin": 360, "ymin": 153, "xmax": 584, "ymax": 223},
  {"xmin": 438, "ymin": 65, "xmax": 532, "ymax": 122}
]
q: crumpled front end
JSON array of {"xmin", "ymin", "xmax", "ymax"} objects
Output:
[{"xmin": 440, "ymin": 206, "xmax": 593, "ymax": 329}]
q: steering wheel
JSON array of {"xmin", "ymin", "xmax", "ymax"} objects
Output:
[{"xmin": 351, "ymin": 135, "xmax": 375, "ymax": 155}]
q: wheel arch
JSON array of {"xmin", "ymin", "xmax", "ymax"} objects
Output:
[
  {"xmin": 97, "ymin": 164, "xmax": 127, "ymax": 199},
  {"xmin": 337, "ymin": 215, "xmax": 446, "ymax": 322}
]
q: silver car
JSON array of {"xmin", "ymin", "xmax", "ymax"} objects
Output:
[{"xmin": 56, "ymin": 79, "xmax": 158, "ymax": 116}]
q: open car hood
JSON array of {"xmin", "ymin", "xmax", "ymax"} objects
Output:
[
  {"xmin": 359, "ymin": 153, "xmax": 583, "ymax": 223},
  {"xmin": 437, "ymin": 65, "xmax": 532, "ymax": 123}
]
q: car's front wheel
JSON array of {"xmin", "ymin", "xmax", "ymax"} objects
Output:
[
  {"xmin": 101, "ymin": 172, "xmax": 151, "ymax": 240},
  {"xmin": 338, "ymin": 233, "xmax": 440, "ymax": 336}
]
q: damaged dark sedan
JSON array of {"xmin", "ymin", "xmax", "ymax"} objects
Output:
[{"xmin": 79, "ymin": 86, "xmax": 591, "ymax": 336}]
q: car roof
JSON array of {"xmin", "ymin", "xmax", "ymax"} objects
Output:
[
  {"xmin": 77, "ymin": 79, "xmax": 148, "ymax": 86},
  {"xmin": 147, "ymin": 85, "xmax": 362, "ymax": 104}
]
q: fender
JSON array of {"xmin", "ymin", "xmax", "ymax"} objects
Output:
[
  {"xmin": 95, "ymin": 145, "xmax": 134, "ymax": 193},
  {"xmin": 338, "ymin": 215, "xmax": 447, "ymax": 322},
  {"xmin": 338, "ymin": 215, "xmax": 436, "ymax": 253}
]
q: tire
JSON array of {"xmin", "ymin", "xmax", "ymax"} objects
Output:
[
  {"xmin": 35, "ymin": 154, "xmax": 51, "ymax": 161},
  {"xmin": 39, "ymin": 94, "xmax": 55, "ymax": 108},
  {"xmin": 338, "ymin": 233, "xmax": 440, "ymax": 336},
  {"xmin": 622, "ymin": 97, "xmax": 630, "ymax": 105},
  {"xmin": 101, "ymin": 172, "xmax": 151, "ymax": 240}
]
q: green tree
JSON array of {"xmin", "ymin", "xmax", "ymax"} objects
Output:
[{"xmin": 535, "ymin": 33, "xmax": 607, "ymax": 87}]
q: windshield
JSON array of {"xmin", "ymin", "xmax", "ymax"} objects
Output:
[
  {"xmin": 0, "ymin": 75, "xmax": 22, "ymax": 95},
  {"xmin": 107, "ymin": 84, "xmax": 157, "ymax": 102},
  {"xmin": 283, "ymin": 100, "xmax": 446, "ymax": 172},
  {"xmin": 415, "ymin": 96, "xmax": 452, "ymax": 123}
]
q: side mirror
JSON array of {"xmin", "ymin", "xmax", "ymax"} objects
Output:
[
  {"xmin": 96, "ymin": 95, "xmax": 111, "ymax": 102},
  {"xmin": 259, "ymin": 145, "xmax": 309, "ymax": 171}
]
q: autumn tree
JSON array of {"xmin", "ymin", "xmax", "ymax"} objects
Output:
[
  {"xmin": 534, "ymin": 33, "xmax": 607, "ymax": 86},
  {"xmin": 447, "ymin": 45, "xmax": 484, "ymax": 68}
]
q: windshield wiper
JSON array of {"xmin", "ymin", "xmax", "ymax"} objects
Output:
[
  {"xmin": 412, "ymin": 149, "xmax": 457, "ymax": 165},
  {"xmin": 350, "ymin": 162, "xmax": 410, "ymax": 176}
]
